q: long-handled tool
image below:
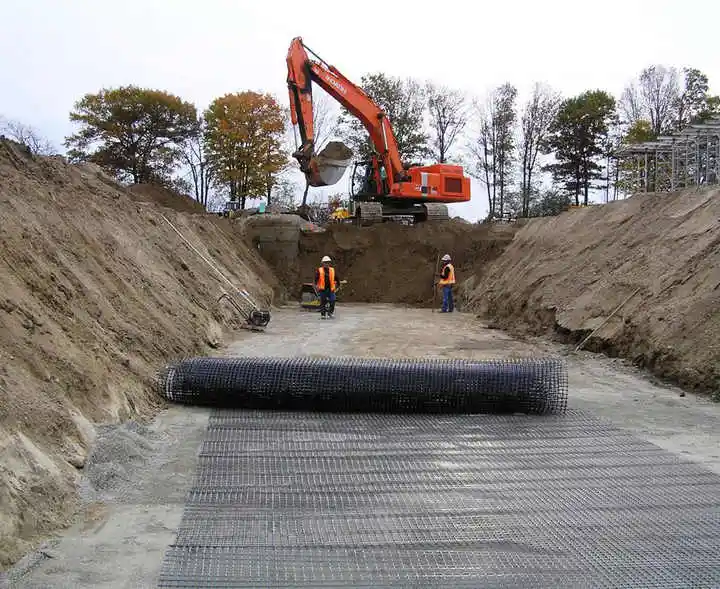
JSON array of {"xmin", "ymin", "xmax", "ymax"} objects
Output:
[
  {"xmin": 431, "ymin": 253, "xmax": 440, "ymax": 313},
  {"xmin": 161, "ymin": 213, "xmax": 271, "ymax": 330},
  {"xmin": 574, "ymin": 287, "xmax": 642, "ymax": 352}
]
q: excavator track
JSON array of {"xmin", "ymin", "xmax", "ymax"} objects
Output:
[
  {"xmin": 354, "ymin": 202, "xmax": 449, "ymax": 225},
  {"xmin": 356, "ymin": 202, "xmax": 383, "ymax": 226},
  {"xmin": 422, "ymin": 203, "xmax": 450, "ymax": 222}
]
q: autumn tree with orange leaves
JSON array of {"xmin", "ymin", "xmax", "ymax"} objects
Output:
[
  {"xmin": 204, "ymin": 92, "xmax": 287, "ymax": 209},
  {"xmin": 65, "ymin": 86, "xmax": 198, "ymax": 184}
]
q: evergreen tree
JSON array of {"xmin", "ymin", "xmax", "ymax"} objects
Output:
[{"xmin": 544, "ymin": 90, "xmax": 616, "ymax": 206}]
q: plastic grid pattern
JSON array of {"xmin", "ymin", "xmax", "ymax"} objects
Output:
[
  {"xmin": 157, "ymin": 356, "xmax": 568, "ymax": 415},
  {"xmin": 157, "ymin": 410, "xmax": 720, "ymax": 588}
]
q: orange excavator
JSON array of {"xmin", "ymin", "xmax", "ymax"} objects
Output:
[{"xmin": 286, "ymin": 37, "xmax": 471, "ymax": 224}]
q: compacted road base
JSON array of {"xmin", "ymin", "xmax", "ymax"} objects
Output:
[{"xmin": 6, "ymin": 305, "xmax": 720, "ymax": 588}]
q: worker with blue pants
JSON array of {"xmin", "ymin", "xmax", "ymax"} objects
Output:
[
  {"xmin": 437, "ymin": 254, "xmax": 456, "ymax": 313},
  {"xmin": 316, "ymin": 255, "xmax": 339, "ymax": 319}
]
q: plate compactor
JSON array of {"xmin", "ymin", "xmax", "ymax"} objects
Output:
[
  {"xmin": 218, "ymin": 290, "xmax": 271, "ymax": 330},
  {"xmin": 300, "ymin": 281, "xmax": 347, "ymax": 311}
]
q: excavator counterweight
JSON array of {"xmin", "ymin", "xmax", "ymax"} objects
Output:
[{"xmin": 286, "ymin": 37, "xmax": 471, "ymax": 223}]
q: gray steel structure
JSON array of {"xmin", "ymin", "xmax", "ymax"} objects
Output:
[{"xmin": 616, "ymin": 117, "xmax": 720, "ymax": 193}]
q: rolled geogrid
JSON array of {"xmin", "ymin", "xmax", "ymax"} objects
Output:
[{"xmin": 158, "ymin": 356, "xmax": 568, "ymax": 415}]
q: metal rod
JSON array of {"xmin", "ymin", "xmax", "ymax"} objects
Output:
[
  {"xmin": 705, "ymin": 133, "xmax": 710, "ymax": 184},
  {"xmin": 671, "ymin": 140, "xmax": 676, "ymax": 190},
  {"xmin": 432, "ymin": 254, "xmax": 440, "ymax": 313},
  {"xmin": 302, "ymin": 42, "xmax": 330, "ymax": 68},
  {"xmin": 575, "ymin": 287, "xmax": 642, "ymax": 352},
  {"xmin": 652, "ymin": 150, "xmax": 657, "ymax": 191},
  {"xmin": 161, "ymin": 214, "xmax": 238, "ymax": 293}
]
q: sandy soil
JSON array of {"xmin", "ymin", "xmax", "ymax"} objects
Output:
[
  {"xmin": 268, "ymin": 220, "xmax": 517, "ymax": 305},
  {"xmin": 6, "ymin": 304, "xmax": 719, "ymax": 588},
  {"xmin": 469, "ymin": 188, "xmax": 720, "ymax": 393},
  {"xmin": 0, "ymin": 139, "xmax": 277, "ymax": 569}
]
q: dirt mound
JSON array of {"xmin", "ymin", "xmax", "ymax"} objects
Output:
[
  {"xmin": 0, "ymin": 139, "xmax": 277, "ymax": 569},
  {"xmin": 313, "ymin": 142, "xmax": 354, "ymax": 185},
  {"xmin": 468, "ymin": 189, "xmax": 720, "ymax": 393},
  {"xmin": 127, "ymin": 183, "xmax": 206, "ymax": 214},
  {"xmin": 317, "ymin": 141, "xmax": 353, "ymax": 161},
  {"xmin": 276, "ymin": 220, "xmax": 517, "ymax": 305}
]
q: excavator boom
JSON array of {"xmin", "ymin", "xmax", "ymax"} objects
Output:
[
  {"xmin": 286, "ymin": 37, "xmax": 471, "ymax": 223},
  {"xmin": 287, "ymin": 38, "xmax": 404, "ymax": 186}
]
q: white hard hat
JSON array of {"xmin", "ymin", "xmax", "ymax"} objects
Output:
[
  {"xmin": 321, "ymin": 255, "xmax": 332, "ymax": 263},
  {"xmin": 441, "ymin": 254, "xmax": 451, "ymax": 261}
]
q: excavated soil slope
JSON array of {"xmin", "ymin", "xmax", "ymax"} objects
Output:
[
  {"xmin": 0, "ymin": 140, "xmax": 277, "ymax": 569},
  {"xmin": 126, "ymin": 183, "xmax": 207, "ymax": 214},
  {"xmin": 289, "ymin": 222, "xmax": 517, "ymax": 306},
  {"xmin": 469, "ymin": 189, "xmax": 720, "ymax": 393}
]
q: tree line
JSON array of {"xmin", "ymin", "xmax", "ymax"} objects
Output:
[
  {"xmin": 337, "ymin": 65, "xmax": 719, "ymax": 218},
  {"xmin": 60, "ymin": 86, "xmax": 289, "ymax": 210},
  {"xmin": 3, "ymin": 63, "xmax": 717, "ymax": 217}
]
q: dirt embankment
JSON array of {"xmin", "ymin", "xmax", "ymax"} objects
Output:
[
  {"xmin": 469, "ymin": 190, "xmax": 720, "ymax": 393},
  {"xmin": 0, "ymin": 140, "xmax": 278, "ymax": 569},
  {"xmin": 281, "ymin": 221, "xmax": 517, "ymax": 305},
  {"xmin": 126, "ymin": 183, "xmax": 207, "ymax": 214}
]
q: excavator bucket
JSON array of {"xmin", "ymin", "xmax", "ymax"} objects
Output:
[{"xmin": 306, "ymin": 141, "xmax": 353, "ymax": 187}]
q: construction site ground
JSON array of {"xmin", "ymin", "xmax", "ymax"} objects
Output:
[
  {"xmin": 4, "ymin": 304, "xmax": 720, "ymax": 588},
  {"xmin": 1, "ymin": 141, "xmax": 719, "ymax": 584}
]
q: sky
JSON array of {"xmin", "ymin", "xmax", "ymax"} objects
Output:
[{"xmin": 2, "ymin": 0, "xmax": 719, "ymax": 220}]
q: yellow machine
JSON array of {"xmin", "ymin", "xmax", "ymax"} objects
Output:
[
  {"xmin": 330, "ymin": 207, "xmax": 350, "ymax": 221},
  {"xmin": 300, "ymin": 281, "xmax": 347, "ymax": 310}
]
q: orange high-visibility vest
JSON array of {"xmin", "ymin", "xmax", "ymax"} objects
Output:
[
  {"xmin": 317, "ymin": 266, "xmax": 336, "ymax": 292},
  {"xmin": 438, "ymin": 263, "xmax": 456, "ymax": 286}
]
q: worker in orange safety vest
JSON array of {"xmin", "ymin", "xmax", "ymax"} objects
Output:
[
  {"xmin": 437, "ymin": 253, "xmax": 456, "ymax": 313},
  {"xmin": 315, "ymin": 255, "xmax": 340, "ymax": 319}
]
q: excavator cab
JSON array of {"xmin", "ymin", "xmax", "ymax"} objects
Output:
[
  {"xmin": 350, "ymin": 157, "xmax": 388, "ymax": 198},
  {"xmin": 350, "ymin": 161, "xmax": 373, "ymax": 198}
]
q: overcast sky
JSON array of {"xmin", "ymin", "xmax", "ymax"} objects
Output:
[{"xmin": 2, "ymin": 0, "xmax": 719, "ymax": 219}]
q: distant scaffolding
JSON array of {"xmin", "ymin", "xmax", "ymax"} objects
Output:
[{"xmin": 616, "ymin": 116, "xmax": 720, "ymax": 193}]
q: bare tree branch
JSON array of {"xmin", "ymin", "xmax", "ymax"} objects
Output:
[
  {"xmin": 426, "ymin": 83, "xmax": 467, "ymax": 163},
  {"xmin": 620, "ymin": 66, "xmax": 679, "ymax": 135},
  {"xmin": 469, "ymin": 85, "xmax": 516, "ymax": 219},
  {"xmin": 469, "ymin": 97, "xmax": 496, "ymax": 217},
  {"xmin": 312, "ymin": 89, "xmax": 338, "ymax": 152},
  {"xmin": 299, "ymin": 89, "xmax": 340, "ymax": 206},
  {"xmin": 0, "ymin": 116, "xmax": 56, "ymax": 155},
  {"xmin": 619, "ymin": 82, "xmax": 643, "ymax": 125},
  {"xmin": 178, "ymin": 117, "xmax": 212, "ymax": 207},
  {"xmin": 640, "ymin": 66, "xmax": 679, "ymax": 136},
  {"xmin": 519, "ymin": 83, "xmax": 561, "ymax": 217}
]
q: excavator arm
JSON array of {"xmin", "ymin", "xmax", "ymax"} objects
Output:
[
  {"xmin": 286, "ymin": 36, "xmax": 471, "ymax": 223},
  {"xmin": 286, "ymin": 37, "xmax": 405, "ymax": 187}
]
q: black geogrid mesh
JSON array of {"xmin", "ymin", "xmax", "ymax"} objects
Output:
[
  {"xmin": 158, "ymin": 356, "xmax": 568, "ymax": 415},
  {"xmin": 157, "ymin": 410, "xmax": 720, "ymax": 588}
]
